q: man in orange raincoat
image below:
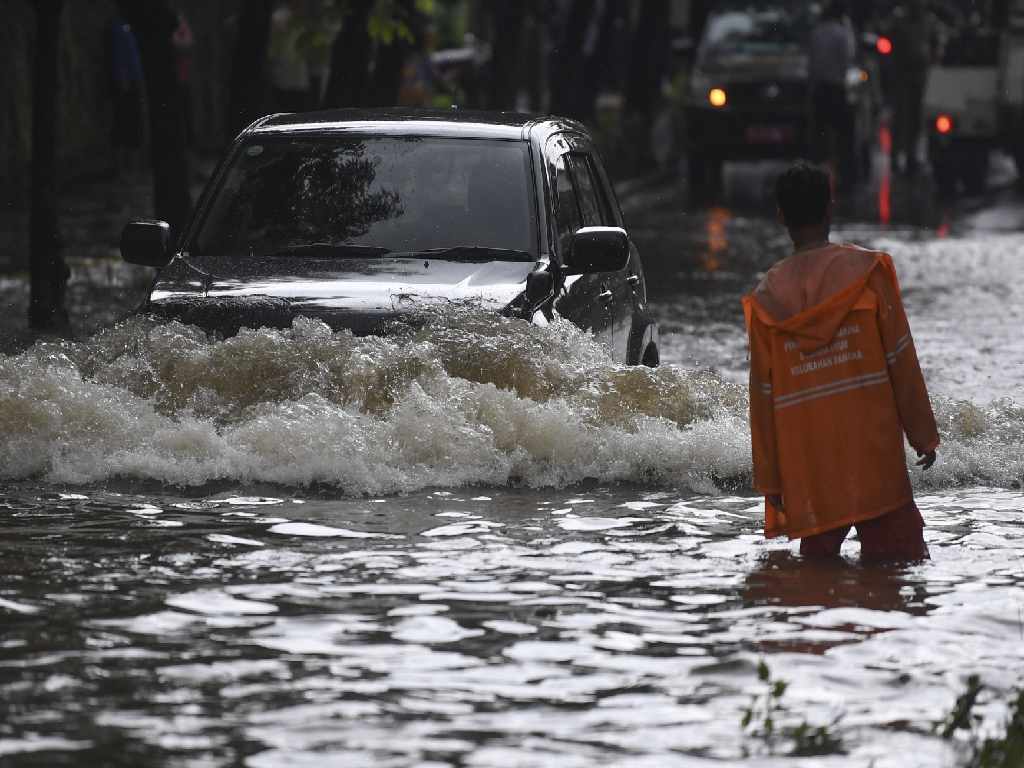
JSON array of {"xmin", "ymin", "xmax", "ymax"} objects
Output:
[{"xmin": 743, "ymin": 163, "xmax": 939, "ymax": 559}]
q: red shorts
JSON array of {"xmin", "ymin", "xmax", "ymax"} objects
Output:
[{"xmin": 799, "ymin": 501, "xmax": 929, "ymax": 560}]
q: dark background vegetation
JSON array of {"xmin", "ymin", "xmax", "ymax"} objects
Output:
[
  {"xmin": 0, "ymin": 0, "xmax": 692, "ymax": 198},
  {"xmin": 1, "ymin": 0, "xmax": 235, "ymax": 194}
]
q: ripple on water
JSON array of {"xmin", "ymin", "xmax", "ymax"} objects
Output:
[{"xmin": 1, "ymin": 486, "xmax": 1022, "ymax": 765}]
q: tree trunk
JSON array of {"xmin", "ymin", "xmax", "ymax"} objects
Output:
[
  {"xmin": 624, "ymin": 0, "xmax": 670, "ymax": 116},
  {"xmin": 366, "ymin": 0, "xmax": 413, "ymax": 108},
  {"xmin": 227, "ymin": 0, "xmax": 274, "ymax": 137},
  {"xmin": 324, "ymin": 0, "xmax": 372, "ymax": 108},
  {"xmin": 28, "ymin": 0, "xmax": 69, "ymax": 330},
  {"xmin": 549, "ymin": 0, "xmax": 603, "ymax": 122},
  {"xmin": 487, "ymin": 0, "xmax": 526, "ymax": 111},
  {"xmin": 119, "ymin": 0, "xmax": 191, "ymax": 241}
]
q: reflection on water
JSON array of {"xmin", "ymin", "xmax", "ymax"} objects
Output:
[
  {"xmin": 3, "ymin": 149, "xmax": 1024, "ymax": 765},
  {"xmin": 0, "ymin": 486, "xmax": 1021, "ymax": 766}
]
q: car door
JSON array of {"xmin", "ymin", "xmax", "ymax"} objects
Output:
[
  {"xmin": 564, "ymin": 151, "xmax": 632, "ymax": 362},
  {"xmin": 549, "ymin": 150, "xmax": 616, "ymax": 354}
]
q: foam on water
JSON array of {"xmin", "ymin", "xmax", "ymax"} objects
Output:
[{"xmin": 1, "ymin": 311, "xmax": 1021, "ymax": 492}]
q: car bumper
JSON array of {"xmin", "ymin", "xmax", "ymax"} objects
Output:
[{"xmin": 686, "ymin": 104, "xmax": 808, "ymax": 161}]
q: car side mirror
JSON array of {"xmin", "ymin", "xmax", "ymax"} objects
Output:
[
  {"xmin": 524, "ymin": 270, "xmax": 554, "ymax": 309},
  {"xmin": 566, "ymin": 227, "xmax": 630, "ymax": 275},
  {"xmin": 121, "ymin": 220, "xmax": 173, "ymax": 268}
]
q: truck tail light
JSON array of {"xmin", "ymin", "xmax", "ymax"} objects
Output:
[{"xmin": 935, "ymin": 115, "xmax": 953, "ymax": 133}]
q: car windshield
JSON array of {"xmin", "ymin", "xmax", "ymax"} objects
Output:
[
  {"xmin": 191, "ymin": 136, "xmax": 538, "ymax": 261},
  {"xmin": 700, "ymin": 2, "xmax": 818, "ymax": 58}
]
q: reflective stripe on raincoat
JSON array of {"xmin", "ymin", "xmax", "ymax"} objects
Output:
[{"xmin": 742, "ymin": 244, "xmax": 940, "ymax": 540}]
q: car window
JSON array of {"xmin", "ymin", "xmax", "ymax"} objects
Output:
[
  {"xmin": 552, "ymin": 154, "xmax": 583, "ymax": 256},
  {"xmin": 191, "ymin": 136, "xmax": 538, "ymax": 260},
  {"xmin": 567, "ymin": 154, "xmax": 612, "ymax": 227},
  {"xmin": 700, "ymin": 2, "xmax": 819, "ymax": 59}
]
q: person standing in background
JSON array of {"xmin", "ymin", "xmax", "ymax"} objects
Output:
[
  {"xmin": 105, "ymin": 15, "xmax": 145, "ymax": 182},
  {"xmin": 808, "ymin": 0, "xmax": 855, "ymax": 186},
  {"xmin": 887, "ymin": 0, "xmax": 941, "ymax": 173}
]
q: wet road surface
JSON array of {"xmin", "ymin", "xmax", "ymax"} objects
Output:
[{"xmin": 2, "ymin": 163, "xmax": 1024, "ymax": 766}]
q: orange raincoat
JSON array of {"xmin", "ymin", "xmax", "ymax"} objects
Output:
[{"xmin": 742, "ymin": 244, "xmax": 940, "ymax": 540}]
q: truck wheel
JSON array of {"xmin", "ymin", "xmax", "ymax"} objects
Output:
[
  {"xmin": 961, "ymin": 149, "xmax": 988, "ymax": 196},
  {"xmin": 1015, "ymin": 150, "xmax": 1024, "ymax": 190},
  {"xmin": 932, "ymin": 159, "xmax": 957, "ymax": 198}
]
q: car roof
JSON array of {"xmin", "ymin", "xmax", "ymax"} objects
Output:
[{"xmin": 246, "ymin": 108, "xmax": 582, "ymax": 142}]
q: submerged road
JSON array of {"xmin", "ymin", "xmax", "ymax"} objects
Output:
[{"xmin": 0, "ymin": 161, "xmax": 1023, "ymax": 766}]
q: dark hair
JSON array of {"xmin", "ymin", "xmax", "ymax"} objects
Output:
[{"xmin": 775, "ymin": 162, "xmax": 832, "ymax": 229}]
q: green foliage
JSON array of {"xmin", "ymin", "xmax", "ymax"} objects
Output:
[
  {"xmin": 272, "ymin": 0, "xmax": 347, "ymax": 67},
  {"xmin": 433, "ymin": 0, "xmax": 469, "ymax": 49},
  {"xmin": 941, "ymin": 677, "xmax": 1024, "ymax": 768},
  {"xmin": 792, "ymin": 721, "xmax": 844, "ymax": 757},
  {"xmin": 276, "ymin": 0, "xmax": 437, "ymax": 63},
  {"xmin": 741, "ymin": 660, "xmax": 844, "ymax": 757},
  {"xmin": 942, "ymin": 676, "xmax": 986, "ymax": 739},
  {"xmin": 369, "ymin": 0, "xmax": 436, "ymax": 46}
]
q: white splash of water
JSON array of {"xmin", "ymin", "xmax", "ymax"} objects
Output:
[{"xmin": 1, "ymin": 312, "xmax": 1020, "ymax": 492}]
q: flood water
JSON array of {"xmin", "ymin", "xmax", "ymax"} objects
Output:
[{"xmin": 2, "ymin": 172, "xmax": 1024, "ymax": 766}]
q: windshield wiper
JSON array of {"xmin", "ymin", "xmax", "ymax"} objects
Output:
[
  {"xmin": 403, "ymin": 246, "xmax": 534, "ymax": 263},
  {"xmin": 253, "ymin": 243, "xmax": 392, "ymax": 258}
]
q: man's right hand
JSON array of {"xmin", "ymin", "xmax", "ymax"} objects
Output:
[{"xmin": 916, "ymin": 449, "xmax": 937, "ymax": 470}]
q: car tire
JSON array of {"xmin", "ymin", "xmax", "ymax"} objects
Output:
[{"xmin": 641, "ymin": 343, "xmax": 659, "ymax": 367}]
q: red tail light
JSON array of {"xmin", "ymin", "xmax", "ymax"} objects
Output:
[
  {"xmin": 936, "ymin": 115, "xmax": 953, "ymax": 133},
  {"xmin": 877, "ymin": 37, "xmax": 892, "ymax": 54}
]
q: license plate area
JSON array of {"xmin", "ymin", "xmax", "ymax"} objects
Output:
[{"xmin": 746, "ymin": 124, "xmax": 795, "ymax": 143}]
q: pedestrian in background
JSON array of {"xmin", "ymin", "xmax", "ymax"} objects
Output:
[
  {"xmin": 743, "ymin": 163, "xmax": 938, "ymax": 560},
  {"xmin": 808, "ymin": 0, "xmax": 855, "ymax": 186},
  {"xmin": 105, "ymin": 15, "xmax": 144, "ymax": 182},
  {"xmin": 887, "ymin": 0, "xmax": 941, "ymax": 173}
]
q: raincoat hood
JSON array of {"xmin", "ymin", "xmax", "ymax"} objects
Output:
[{"xmin": 746, "ymin": 244, "xmax": 888, "ymax": 354}]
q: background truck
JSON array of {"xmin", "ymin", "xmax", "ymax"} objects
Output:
[{"xmin": 924, "ymin": 0, "xmax": 1024, "ymax": 195}]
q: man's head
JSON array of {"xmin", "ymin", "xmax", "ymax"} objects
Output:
[{"xmin": 775, "ymin": 162, "xmax": 834, "ymax": 247}]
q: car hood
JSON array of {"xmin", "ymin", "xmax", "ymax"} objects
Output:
[
  {"xmin": 148, "ymin": 255, "xmax": 538, "ymax": 335},
  {"xmin": 697, "ymin": 52, "xmax": 807, "ymax": 81}
]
